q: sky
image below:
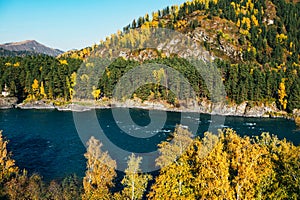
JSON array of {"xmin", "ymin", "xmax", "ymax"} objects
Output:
[{"xmin": 0, "ymin": 0, "xmax": 187, "ymax": 51}]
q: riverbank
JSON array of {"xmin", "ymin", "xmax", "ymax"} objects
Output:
[
  {"xmin": 10, "ymin": 98, "xmax": 299, "ymax": 121},
  {"xmin": 0, "ymin": 97, "xmax": 18, "ymax": 109}
]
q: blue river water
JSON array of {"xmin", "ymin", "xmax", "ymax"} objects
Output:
[{"xmin": 0, "ymin": 108, "xmax": 299, "ymax": 181}]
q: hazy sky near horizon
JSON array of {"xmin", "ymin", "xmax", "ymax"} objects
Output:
[{"xmin": 0, "ymin": 0, "xmax": 187, "ymax": 51}]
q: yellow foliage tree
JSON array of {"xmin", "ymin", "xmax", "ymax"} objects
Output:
[
  {"xmin": 0, "ymin": 131, "xmax": 19, "ymax": 186},
  {"xmin": 13, "ymin": 62, "xmax": 20, "ymax": 67},
  {"xmin": 83, "ymin": 48, "xmax": 90, "ymax": 57},
  {"xmin": 141, "ymin": 22, "xmax": 150, "ymax": 30},
  {"xmin": 152, "ymin": 68, "xmax": 166, "ymax": 99},
  {"xmin": 193, "ymin": 134, "xmax": 234, "ymax": 199},
  {"xmin": 276, "ymin": 33, "xmax": 288, "ymax": 44},
  {"xmin": 148, "ymin": 126, "xmax": 194, "ymax": 199},
  {"xmin": 221, "ymin": 129, "xmax": 273, "ymax": 200},
  {"xmin": 150, "ymin": 20, "xmax": 159, "ymax": 28},
  {"xmin": 278, "ymin": 78, "xmax": 287, "ymax": 110},
  {"xmin": 39, "ymin": 82, "xmax": 47, "ymax": 99},
  {"xmin": 241, "ymin": 17, "xmax": 251, "ymax": 30},
  {"xmin": 69, "ymin": 72, "xmax": 77, "ymax": 100},
  {"xmin": 251, "ymin": 15, "xmax": 259, "ymax": 26},
  {"xmin": 147, "ymin": 91, "xmax": 155, "ymax": 101},
  {"xmin": 82, "ymin": 137, "xmax": 117, "ymax": 200},
  {"xmin": 29, "ymin": 79, "xmax": 39, "ymax": 100},
  {"xmin": 121, "ymin": 154, "xmax": 152, "ymax": 200},
  {"xmin": 59, "ymin": 59, "xmax": 68, "ymax": 65},
  {"xmin": 91, "ymin": 86, "xmax": 101, "ymax": 100},
  {"xmin": 152, "ymin": 12, "xmax": 159, "ymax": 21},
  {"xmin": 236, "ymin": 18, "xmax": 241, "ymax": 27}
]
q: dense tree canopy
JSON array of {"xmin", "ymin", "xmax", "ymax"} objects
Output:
[{"xmin": 0, "ymin": 55, "xmax": 82, "ymax": 102}]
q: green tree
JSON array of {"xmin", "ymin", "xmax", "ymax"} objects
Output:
[
  {"xmin": 61, "ymin": 174, "xmax": 82, "ymax": 200},
  {"xmin": 288, "ymin": 78, "xmax": 300, "ymax": 111}
]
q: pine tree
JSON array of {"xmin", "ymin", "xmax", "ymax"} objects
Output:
[{"xmin": 288, "ymin": 78, "xmax": 300, "ymax": 111}]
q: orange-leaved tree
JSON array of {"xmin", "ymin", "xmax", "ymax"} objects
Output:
[
  {"xmin": 82, "ymin": 136, "xmax": 117, "ymax": 200},
  {"xmin": 148, "ymin": 125, "xmax": 194, "ymax": 199}
]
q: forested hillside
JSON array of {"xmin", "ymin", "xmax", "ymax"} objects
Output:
[
  {"xmin": 65, "ymin": 0, "xmax": 300, "ymax": 112},
  {"xmin": 0, "ymin": 56, "xmax": 82, "ymax": 102},
  {"xmin": 0, "ymin": 0, "xmax": 299, "ymax": 112}
]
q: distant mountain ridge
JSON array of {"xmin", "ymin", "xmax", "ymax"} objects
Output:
[
  {"xmin": 0, "ymin": 47, "xmax": 39, "ymax": 57},
  {"xmin": 0, "ymin": 40, "xmax": 64, "ymax": 57}
]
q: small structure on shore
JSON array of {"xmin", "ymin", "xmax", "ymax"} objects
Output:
[{"xmin": 1, "ymin": 84, "xmax": 10, "ymax": 97}]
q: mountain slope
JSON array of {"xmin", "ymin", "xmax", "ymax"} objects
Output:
[
  {"xmin": 0, "ymin": 47, "xmax": 39, "ymax": 57},
  {"xmin": 59, "ymin": 0, "xmax": 299, "ymax": 112},
  {"xmin": 63, "ymin": 0, "xmax": 299, "ymax": 67},
  {"xmin": 0, "ymin": 0, "xmax": 298, "ymax": 113},
  {"xmin": 0, "ymin": 40, "xmax": 64, "ymax": 57}
]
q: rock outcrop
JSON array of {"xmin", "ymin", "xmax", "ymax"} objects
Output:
[
  {"xmin": 110, "ymin": 99, "xmax": 280, "ymax": 118},
  {"xmin": 16, "ymin": 100, "xmax": 55, "ymax": 109},
  {"xmin": 0, "ymin": 97, "xmax": 18, "ymax": 109},
  {"xmin": 293, "ymin": 109, "xmax": 300, "ymax": 126},
  {"xmin": 11, "ymin": 98, "xmax": 285, "ymax": 119},
  {"xmin": 202, "ymin": 101, "xmax": 279, "ymax": 117}
]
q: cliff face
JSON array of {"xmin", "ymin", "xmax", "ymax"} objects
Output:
[
  {"xmin": 188, "ymin": 100, "xmax": 280, "ymax": 117},
  {"xmin": 111, "ymin": 99, "xmax": 281, "ymax": 118},
  {"xmin": 0, "ymin": 97, "xmax": 18, "ymax": 109},
  {"xmin": 210, "ymin": 101, "xmax": 280, "ymax": 117}
]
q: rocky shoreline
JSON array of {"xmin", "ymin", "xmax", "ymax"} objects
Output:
[
  {"xmin": 110, "ymin": 99, "xmax": 292, "ymax": 119},
  {"xmin": 0, "ymin": 97, "xmax": 18, "ymax": 109},
  {"xmin": 1, "ymin": 96, "xmax": 298, "ymax": 122},
  {"xmin": 5, "ymin": 99, "xmax": 298, "ymax": 121}
]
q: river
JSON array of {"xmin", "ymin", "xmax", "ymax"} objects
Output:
[{"xmin": 0, "ymin": 108, "xmax": 299, "ymax": 181}]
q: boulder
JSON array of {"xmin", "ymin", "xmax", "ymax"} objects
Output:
[
  {"xmin": 16, "ymin": 100, "xmax": 55, "ymax": 109},
  {"xmin": 245, "ymin": 102, "xmax": 279, "ymax": 117},
  {"xmin": 0, "ymin": 97, "xmax": 18, "ymax": 109}
]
